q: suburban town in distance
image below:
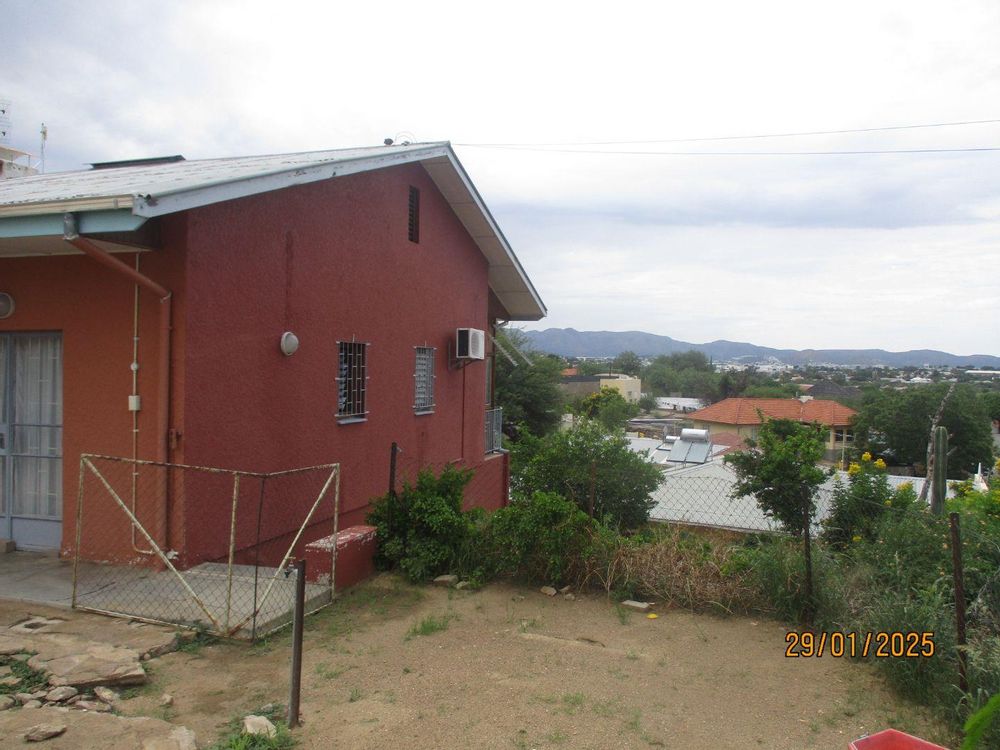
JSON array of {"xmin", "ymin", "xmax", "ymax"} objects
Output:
[{"xmin": 1, "ymin": 2, "xmax": 999, "ymax": 749}]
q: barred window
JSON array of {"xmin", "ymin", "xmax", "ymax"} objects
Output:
[
  {"xmin": 414, "ymin": 346, "xmax": 435, "ymax": 413},
  {"xmin": 337, "ymin": 341, "xmax": 368, "ymax": 421}
]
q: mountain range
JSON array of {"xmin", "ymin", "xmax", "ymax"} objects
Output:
[{"xmin": 521, "ymin": 328, "xmax": 1000, "ymax": 368}]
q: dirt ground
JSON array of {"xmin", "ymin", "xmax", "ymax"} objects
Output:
[{"xmin": 97, "ymin": 574, "xmax": 950, "ymax": 750}]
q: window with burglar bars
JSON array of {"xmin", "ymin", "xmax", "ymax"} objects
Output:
[
  {"xmin": 414, "ymin": 346, "xmax": 435, "ymax": 413},
  {"xmin": 337, "ymin": 341, "xmax": 368, "ymax": 421}
]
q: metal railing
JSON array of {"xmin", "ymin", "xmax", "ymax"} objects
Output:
[
  {"xmin": 485, "ymin": 407, "xmax": 503, "ymax": 454},
  {"xmin": 72, "ymin": 454, "xmax": 340, "ymax": 640}
]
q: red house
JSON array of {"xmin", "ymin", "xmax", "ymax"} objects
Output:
[{"xmin": 0, "ymin": 143, "xmax": 546, "ymax": 562}]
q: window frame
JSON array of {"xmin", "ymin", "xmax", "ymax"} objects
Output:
[
  {"xmin": 413, "ymin": 345, "xmax": 436, "ymax": 415},
  {"xmin": 336, "ymin": 340, "xmax": 370, "ymax": 423}
]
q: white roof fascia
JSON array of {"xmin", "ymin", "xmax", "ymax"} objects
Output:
[
  {"xmin": 438, "ymin": 150, "xmax": 546, "ymax": 320},
  {"xmin": 133, "ymin": 145, "xmax": 450, "ymax": 218}
]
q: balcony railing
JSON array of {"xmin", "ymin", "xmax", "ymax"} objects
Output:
[{"xmin": 485, "ymin": 407, "xmax": 503, "ymax": 454}]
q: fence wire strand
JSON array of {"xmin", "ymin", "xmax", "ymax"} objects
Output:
[{"xmin": 72, "ymin": 455, "xmax": 339, "ymax": 640}]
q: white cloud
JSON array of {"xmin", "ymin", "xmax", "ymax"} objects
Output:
[{"xmin": 4, "ymin": 0, "xmax": 1000, "ymax": 354}]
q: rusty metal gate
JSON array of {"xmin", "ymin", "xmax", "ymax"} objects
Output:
[{"xmin": 72, "ymin": 454, "xmax": 340, "ymax": 639}]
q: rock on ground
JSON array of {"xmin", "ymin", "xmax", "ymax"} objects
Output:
[
  {"xmin": 620, "ymin": 600, "xmax": 652, "ymax": 612},
  {"xmin": 93, "ymin": 686, "xmax": 119, "ymax": 704},
  {"xmin": 540, "ymin": 586, "xmax": 558, "ymax": 597},
  {"xmin": 1, "ymin": 706, "xmax": 197, "ymax": 749},
  {"xmin": 433, "ymin": 575, "xmax": 458, "ymax": 587},
  {"xmin": 44, "ymin": 686, "xmax": 78, "ymax": 703},
  {"xmin": 29, "ymin": 641, "xmax": 147, "ymax": 689},
  {"xmin": 242, "ymin": 714, "xmax": 277, "ymax": 737},
  {"xmin": 24, "ymin": 722, "xmax": 67, "ymax": 742}
]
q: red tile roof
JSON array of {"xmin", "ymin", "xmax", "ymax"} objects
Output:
[
  {"xmin": 709, "ymin": 431, "xmax": 748, "ymax": 456},
  {"xmin": 689, "ymin": 398, "xmax": 856, "ymax": 427}
]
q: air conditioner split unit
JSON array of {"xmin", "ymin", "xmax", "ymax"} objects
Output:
[{"xmin": 455, "ymin": 328, "xmax": 486, "ymax": 360}]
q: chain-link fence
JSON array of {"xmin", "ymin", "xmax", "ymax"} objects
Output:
[
  {"xmin": 72, "ymin": 454, "xmax": 340, "ymax": 640},
  {"xmin": 648, "ymin": 471, "xmax": 835, "ymax": 534}
]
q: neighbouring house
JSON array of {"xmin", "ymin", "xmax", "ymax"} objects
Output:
[
  {"xmin": 0, "ymin": 142, "xmax": 545, "ymax": 559},
  {"xmin": 687, "ymin": 397, "xmax": 857, "ymax": 461},
  {"xmin": 559, "ymin": 373, "xmax": 642, "ymax": 403}
]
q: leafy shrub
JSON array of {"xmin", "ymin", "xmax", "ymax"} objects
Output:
[
  {"xmin": 822, "ymin": 455, "xmax": 898, "ymax": 548},
  {"xmin": 730, "ymin": 536, "xmax": 847, "ymax": 627},
  {"xmin": 855, "ymin": 583, "xmax": 958, "ymax": 708},
  {"xmin": 367, "ymin": 465, "xmax": 474, "ymax": 583},
  {"xmin": 484, "ymin": 491, "xmax": 596, "ymax": 584},
  {"xmin": 510, "ymin": 419, "xmax": 660, "ymax": 528}
]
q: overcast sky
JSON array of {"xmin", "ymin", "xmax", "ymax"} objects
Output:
[{"xmin": 5, "ymin": 1, "xmax": 1000, "ymax": 355}]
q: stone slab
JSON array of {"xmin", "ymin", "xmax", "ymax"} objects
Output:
[{"xmin": 1, "ymin": 706, "xmax": 197, "ymax": 749}]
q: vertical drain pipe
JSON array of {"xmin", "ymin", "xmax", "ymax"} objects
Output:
[{"xmin": 64, "ymin": 214, "xmax": 173, "ymax": 548}]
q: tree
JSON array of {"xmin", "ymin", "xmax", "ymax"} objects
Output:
[
  {"xmin": 641, "ymin": 350, "xmax": 719, "ymax": 401},
  {"xmin": 493, "ymin": 327, "xmax": 565, "ymax": 438},
  {"xmin": 724, "ymin": 418, "xmax": 828, "ymax": 624},
  {"xmin": 510, "ymin": 420, "xmax": 661, "ymax": 528},
  {"xmin": 578, "ymin": 386, "xmax": 639, "ymax": 431},
  {"xmin": 611, "ymin": 351, "xmax": 642, "ymax": 376},
  {"xmin": 852, "ymin": 384, "xmax": 993, "ymax": 477}
]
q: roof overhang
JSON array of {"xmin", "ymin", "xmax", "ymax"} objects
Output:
[
  {"xmin": 0, "ymin": 209, "xmax": 152, "ymax": 256},
  {"xmin": 0, "ymin": 144, "xmax": 545, "ymax": 319}
]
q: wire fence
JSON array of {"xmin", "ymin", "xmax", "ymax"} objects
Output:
[
  {"xmin": 648, "ymin": 473, "xmax": 836, "ymax": 534},
  {"xmin": 72, "ymin": 454, "xmax": 340, "ymax": 640}
]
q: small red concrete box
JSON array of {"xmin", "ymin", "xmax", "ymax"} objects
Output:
[
  {"xmin": 849, "ymin": 729, "xmax": 950, "ymax": 750},
  {"xmin": 303, "ymin": 525, "xmax": 378, "ymax": 590}
]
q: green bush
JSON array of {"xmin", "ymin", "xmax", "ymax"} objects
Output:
[
  {"xmin": 822, "ymin": 457, "xmax": 901, "ymax": 548},
  {"xmin": 510, "ymin": 420, "xmax": 660, "ymax": 529},
  {"xmin": 484, "ymin": 491, "xmax": 597, "ymax": 584},
  {"xmin": 366, "ymin": 465, "xmax": 474, "ymax": 583},
  {"xmin": 731, "ymin": 536, "xmax": 846, "ymax": 628}
]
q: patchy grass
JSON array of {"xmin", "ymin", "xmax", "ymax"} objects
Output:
[
  {"xmin": 315, "ymin": 663, "xmax": 353, "ymax": 680},
  {"xmin": 0, "ymin": 654, "xmax": 48, "ymax": 695},
  {"xmin": 404, "ymin": 612, "xmax": 457, "ymax": 640},
  {"xmin": 207, "ymin": 705, "xmax": 295, "ymax": 750}
]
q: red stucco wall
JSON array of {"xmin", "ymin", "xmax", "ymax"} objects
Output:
[
  {"xmin": 0, "ymin": 218, "xmax": 187, "ymax": 561},
  {"xmin": 2, "ymin": 162, "xmax": 507, "ymax": 564},
  {"xmin": 178, "ymin": 163, "xmax": 500, "ymax": 565}
]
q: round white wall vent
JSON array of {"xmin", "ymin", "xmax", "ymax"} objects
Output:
[{"xmin": 0, "ymin": 292, "xmax": 14, "ymax": 319}]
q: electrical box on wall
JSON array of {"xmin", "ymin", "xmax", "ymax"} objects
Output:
[
  {"xmin": 456, "ymin": 328, "xmax": 485, "ymax": 360},
  {"xmin": 128, "ymin": 395, "xmax": 141, "ymax": 412}
]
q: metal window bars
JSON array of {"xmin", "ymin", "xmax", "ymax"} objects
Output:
[
  {"xmin": 337, "ymin": 341, "xmax": 368, "ymax": 420},
  {"xmin": 413, "ymin": 346, "xmax": 435, "ymax": 413},
  {"xmin": 484, "ymin": 407, "xmax": 503, "ymax": 454}
]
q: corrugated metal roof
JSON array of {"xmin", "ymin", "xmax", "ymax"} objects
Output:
[
  {"xmin": 0, "ymin": 142, "xmax": 546, "ymax": 321},
  {"xmin": 0, "ymin": 144, "xmax": 436, "ymax": 211}
]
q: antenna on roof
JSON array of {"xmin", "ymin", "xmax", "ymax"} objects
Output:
[
  {"xmin": 39, "ymin": 123, "xmax": 47, "ymax": 173},
  {"xmin": 383, "ymin": 138, "xmax": 394, "ymax": 146}
]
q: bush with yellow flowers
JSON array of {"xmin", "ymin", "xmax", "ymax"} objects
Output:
[{"xmin": 822, "ymin": 452, "xmax": 916, "ymax": 549}]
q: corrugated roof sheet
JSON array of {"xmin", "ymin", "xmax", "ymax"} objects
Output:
[{"xmin": 0, "ymin": 144, "xmax": 432, "ymax": 209}]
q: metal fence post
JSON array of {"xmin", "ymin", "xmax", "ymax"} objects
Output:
[
  {"xmin": 949, "ymin": 512, "xmax": 969, "ymax": 694},
  {"xmin": 288, "ymin": 558, "xmax": 306, "ymax": 729}
]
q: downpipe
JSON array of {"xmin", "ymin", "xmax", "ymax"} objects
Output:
[{"xmin": 64, "ymin": 214, "xmax": 174, "ymax": 551}]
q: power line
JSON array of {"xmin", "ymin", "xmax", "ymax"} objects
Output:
[
  {"xmin": 459, "ymin": 144, "xmax": 1000, "ymax": 156},
  {"xmin": 456, "ymin": 117, "xmax": 1000, "ymax": 148}
]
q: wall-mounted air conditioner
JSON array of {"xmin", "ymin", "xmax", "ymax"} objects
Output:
[{"xmin": 456, "ymin": 328, "xmax": 486, "ymax": 360}]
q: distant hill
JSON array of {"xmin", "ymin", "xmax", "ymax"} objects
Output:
[{"xmin": 522, "ymin": 328, "xmax": 1000, "ymax": 368}]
